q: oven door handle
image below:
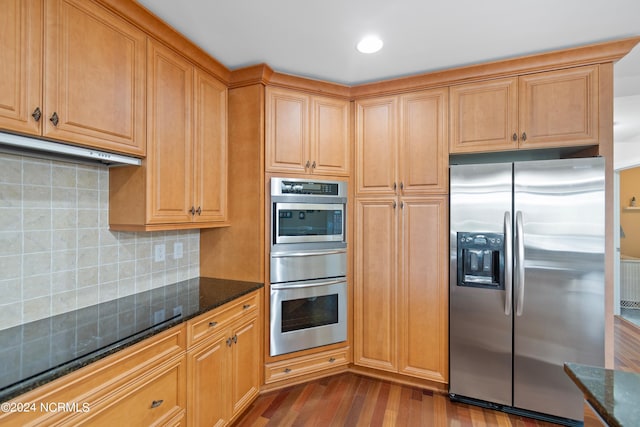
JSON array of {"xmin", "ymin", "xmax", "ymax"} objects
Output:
[
  {"xmin": 271, "ymin": 249, "xmax": 346, "ymax": 258},
  {"xmin": 271, "ymin": 279, "xmax": 345, "ymax": 290}
]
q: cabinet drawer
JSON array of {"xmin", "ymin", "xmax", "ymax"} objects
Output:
[
  {"xmin": 187, "ymin": 291, "xmax": 259, "ymax": 347},
  {"xmin": 64, "ymin": 356, "xmax": 186, "ymax": 426},
  {"xmin": 265, "ymin": 347, "xmax": 349, "ymax": 384}
]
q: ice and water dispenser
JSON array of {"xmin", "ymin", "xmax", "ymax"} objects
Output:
[{"xmin": 456, "ymin": 232, "xmax": 504, "ymax": 289}]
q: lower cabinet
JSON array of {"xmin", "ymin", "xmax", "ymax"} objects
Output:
[
  {"xmin": 354, "ymin": 196, "xmax": 448, "ymax": 384},
  {"xmin": 0, "ymin": 290, "xmax": 262, "ymax": 427},
  {"xmin": 186, "ymin": 291, "xmax": 261, "ymax": 426}
]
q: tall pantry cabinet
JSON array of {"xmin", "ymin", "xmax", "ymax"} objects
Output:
[{"xmin": 353, "ymin": 88, "xmax": 449, "ymax": 384}]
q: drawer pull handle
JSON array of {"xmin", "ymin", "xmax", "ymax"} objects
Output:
[
  {"xmin": 329, "ymin": 357, "xmax": 336, "ymax": 363},
  {"xmin": 284, "ymin": 368, "xmax": 292, "ymax": 373},
  {"xmin": 243, "ymin": 304, "xmax": 251, "ymax": 310},
  {"xmin": 151, "ymin": 400, "xmax": 163, "ymax": 409},
  {"xmin": 209, "ymin": 321, "xmax": 218, "ymax": 328}
]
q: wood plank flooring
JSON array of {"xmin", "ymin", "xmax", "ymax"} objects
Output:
[{"xmin": 233, "ymin": 317, "xmax": 640, "ymax": 426}]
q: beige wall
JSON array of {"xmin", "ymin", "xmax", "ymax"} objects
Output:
[
  {"xmin": 620, "ymin": 166, "xmax": 640, "ymax": 257},
  {"xmin": 0, "ymin": 152, "xmax": 200, "ymax": 331}
]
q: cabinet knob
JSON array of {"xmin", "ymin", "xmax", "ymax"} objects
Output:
[
  {"xmin": 196, "ymin": 206, "xmax": 202, "ymax": 215},
  {"xmin": 284, "ymin": 368, "xmax": 292, "ymax": 373},
  {"xmin": 393, "ymin": 182, "xmax": 397, "ymax": 192},
  {"xmin": 311, "ymin": 160, "xmax": 316, "ymax": 169},
  {"xmin": 400, "ymin": 182, "xmax": 404, "ymax": 191},
  {"xmin": 150, "ymin": 400, "xmax": 164, "ymax": 409},
  {"xmin": 305, "ymin": 160, "xmax": 311, "ymax": 169},
  {"xmin": 189, "ymin": 206, "xmax": 196, "ymax": 216},
  {"xmin": 209, "ymin": 321, "xmax": 218, "ymax": 328},
  {"xmin": 392, "ymin": 201, "xmax": 397, "ymax": 209},
  {"xmin": 329, "ymin": 357, "xmax": 336, "ymax": 363},
  {"xmin": 50, "ymin": 112, "xmax": 59, "ymax": 126},
  {"xmin": 243, "ymin": 304, "xmax": 251, "ymax": 310},
  {"xmin": 512, "ymin": 133, "xmax": 518, "ymax": 142},
  {"xmin": 226, "ymin": 337, "xmax": 233, "ymax": 347},
  {"xmin": 32, "ymin": 107, "xmax": 42, "ymax": 122},
  {"xmin": 232, "ymin": 334, "xmax": 238, "ymax": 344},
  {"xmin": 521, "ymin": 132, "xmax": 527, "ymax": 142}
]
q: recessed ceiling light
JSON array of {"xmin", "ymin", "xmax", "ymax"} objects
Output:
[{"xmin": 356, "ymin": 36, "xmax": 383, "ymax": 54}]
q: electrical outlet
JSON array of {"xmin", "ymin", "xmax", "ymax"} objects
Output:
[
  {"xmin": 154, "ymin": 244, "xmax": 166, "ymax": 262},
  {"xmin": 173, "ymin": 242, "xmax": 184, "ymax": 259}
]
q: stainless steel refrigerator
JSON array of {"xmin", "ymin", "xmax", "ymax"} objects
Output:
[{"xmin": 449, "ymin": 157, "xmax": 604, "ymax": 423}]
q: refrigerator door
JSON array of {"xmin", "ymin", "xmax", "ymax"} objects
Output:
[
  {"xmin": 513, "ymin": 157, "xmax": 605, "ymax": 421},
  {"xmin": 449, "ymin": 163, "xmax": 513, "ymax": 406}
]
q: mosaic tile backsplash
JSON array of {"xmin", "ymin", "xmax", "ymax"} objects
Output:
[{"xmin": 0, "ymin": 152, "xmax": 200, "ymax": 331}]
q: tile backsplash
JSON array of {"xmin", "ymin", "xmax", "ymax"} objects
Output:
[{"xmin": 0, "ymin": 152, "xmax": 200, "ymax": 331}]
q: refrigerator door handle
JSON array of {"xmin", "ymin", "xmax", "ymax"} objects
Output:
[
  {"xmin": 515, "ymin": 210, "xmax": 525, "ymax": 316},
  {"xmin": 504, "ymin": 211, "xmax": 513, "ymax": 315}
]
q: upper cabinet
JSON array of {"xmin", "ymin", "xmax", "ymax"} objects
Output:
[
  {"xmin": 450, "ymin": 65, "xmax": 599, "ymax": 154},
  {"xmin": 266, "ymin": 86, "xmax": 350, "ymax": 176},
  {"xmin": 109, "ymin": 40, "xmax": 227, "ymax": 231},
  {"xmin": 0, "ymin": 0, "xmax": 146, "ymax": 156},
  {"xmin": 355, "ymin": 88, "xmax": 449, "ymax": 196}
]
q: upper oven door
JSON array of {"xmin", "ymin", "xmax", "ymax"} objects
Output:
[{"xmin": 274, "ymin": 202, "xmax": 345, "ymax": 244}]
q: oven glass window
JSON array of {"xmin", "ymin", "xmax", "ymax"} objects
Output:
[
  {"xmin": 278, "ymin": 209, "xmax": 342, "ymax": 238},
  {"xmin": 281, "ymin": 294, "xmax": 338, "ymax": 333}
]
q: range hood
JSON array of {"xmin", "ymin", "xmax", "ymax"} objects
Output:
[{"xmin": 0, "ymin": 132, "xmax": 141, "ymax": 167}]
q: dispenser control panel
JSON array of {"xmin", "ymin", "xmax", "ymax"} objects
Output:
[{"xmin": 457, "ymin": 232, "xmax": 504, "ymax": 290}]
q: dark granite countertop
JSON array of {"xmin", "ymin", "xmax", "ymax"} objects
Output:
[
  {"xmin": 564, "ymin": 362, "xmax": 640, "ymax": 427},
  {"xmin": 0, "ymin": 277, "xmax": 263, "ymax": 403}
]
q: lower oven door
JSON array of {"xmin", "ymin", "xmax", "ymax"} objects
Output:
[{"xmin": 270, "ymin": 277, "xmax": 347, "ymax": 356}]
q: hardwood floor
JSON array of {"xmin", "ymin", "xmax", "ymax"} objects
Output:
[{"xmin": 233, "ymin": 317, "xmax": 640, "ymax": 426}]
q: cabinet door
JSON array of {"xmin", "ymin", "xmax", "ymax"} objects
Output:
[
  {"xmin": 519, "ymin": 65, "xmax": 599, "ymax": 148},
  {"xmin": 193, "ymin": 69, "xmax": 228, "ymax": 223},
  {"xmin": 147, "ymin": 40, "xmax": 193, "ymax": 224},
  {"xmin": 398, "ymin": 197, "xmax": 448, "ymax": 383},
  {"xmin": 354, "ymin": 198, "xmax": 397, "ymax": 372},
  {"xmin": 355, "ymin": 97, "xmax": 398, "ymax": 195},
  {"xmin": 310, "ymin": 95, "xmax": 350, "ymax": 176},
  {"xmin": 399, "ymin": 88, "xmax": 448, "ymax": 194},
  {"xmin": 230, "ymin": 316, "xmax": 260, "ymax": 417},
  {"xmin": 44, "ymin": 0, "xmax": 146, "ymax": 156},
  {"xmin": 449, "ymin": 77, "xmax": 518, "ymax": 153},
  {"xmin": 0, "ymin": 0, "xmax": 42, "ymax": 135},
  {"xmin": 265, "ymin": 87, "xmax": 310, "ymax": 174},
  {"xmin": 188, "ymin": 334, "xmax": 230, "ymax": 427}
]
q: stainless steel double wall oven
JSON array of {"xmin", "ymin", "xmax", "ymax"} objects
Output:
[{"xmin": 269, "ymin": 177, "xmax": 348, "ymax": 356}]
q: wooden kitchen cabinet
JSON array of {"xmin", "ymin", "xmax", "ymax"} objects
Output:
[
  {"xmin": 109, "ymin": 39, "xmax": 228, "ymax": 231},
  {"xmin": 186, "ymin": 290, "xmax": 261, "ymax": 427},
  {"xmin": 265, "ymin": 86, "xmax": 350, "ymax": 176},
  {"xmin": 450, "ymin": 65, "xmax": 599, "ymax": 153},
  {"xmin": 355, "ymin": 88, "xmax": 448, "ymax": 195},
  {"xmin": 0, "ymin": 0, "xmax": 146, "ymax": 156},
  {"xmin": 354, "ymin": 196, "xmax": 448, "ymax": 383}
]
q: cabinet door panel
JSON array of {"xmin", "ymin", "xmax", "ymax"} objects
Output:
[
  {"xmin": 194, "ymin": 69, "xmax": 227, "ymax": 223},
  {"xmin": 399, "ymin": 197, "xmax": 448, "ymax": 382},
  {"xmin": 147, "ymin": 41, "xmax": 193, "ymax": 224},
  {"xmin": 0, "ymin": 0, "xmax": 42, "ymax": 135},
  {"xmin": 311, "ymin": 96, "xmax": 350, "ymax": 176},
  {"xmin": 399, "ymin": 88, "xmax": 448, "ymax": 194},
  {"xmin": 266, "ymin": 87, "xmax": 309, "ymax": 174},
  {"xmin": 450, "ymin": 78, "xmax": 518, "ymax": 153},
  {"xmin": 355, "ymin": 97, "xmax": 397, "ymax": 195},
  {"xmin": 354, "ymin": 199, "xmax": 397, "ymax": 371},
  {"xmin": 44, "ymin": 0, "xmax": 145, "ymax": 155},
  {"xmin": 231, "ymin": 317, "xmax": 260, "ymax": 416},
  {"xmin": 519, "ymin": 65, "xmax": 599, "ymax": 148},
  {"xmin": 188, "ymin": 334, "xmax": 229, "ymax": 427}
]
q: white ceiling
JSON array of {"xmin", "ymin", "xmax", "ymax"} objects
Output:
[{"xmin": 136, "ymin": 0, "xmax": 640, "ymax": 142}]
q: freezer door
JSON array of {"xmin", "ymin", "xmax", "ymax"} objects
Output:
[
  {"xmin": 449, "ymin": 163, "xmax": 513, "ymax": 406},
  {"xmin": 513, "ymin": 157, "xmax": 604, "ymax": 421}
]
